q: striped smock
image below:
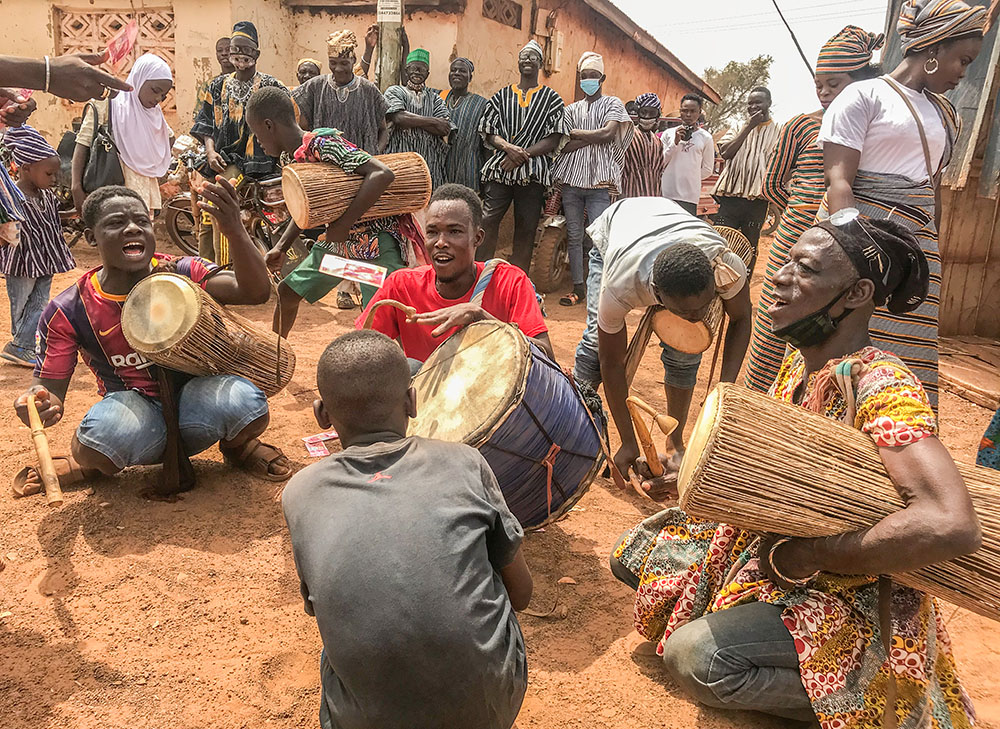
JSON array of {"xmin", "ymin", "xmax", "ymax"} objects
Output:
[
  {"xmin": 552, "ymin": 95, "xmax": 632, "ymax": 195},
  {"xmin": 479, "ymin": 84, "xmax": 567, "ymax": 187},
  {"xmin": 0, "ymin": 188, "xmax": 75, "ymax": 279},
  {"xmin": 745, "ymin": 113, "xmax": 825, "ymax": 393},
  {"xmin": 621, "ymin": 128, "xmax": 666, "ymax": 198}
]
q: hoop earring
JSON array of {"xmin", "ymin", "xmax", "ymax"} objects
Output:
[{"xmin": 924, "ymin": 57, "xmax": 939, "ymax": 75}]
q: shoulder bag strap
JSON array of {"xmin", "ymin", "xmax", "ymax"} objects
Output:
[{"xmin": 883, "ymin": 77, "xmax": 936, "ymax": 182}]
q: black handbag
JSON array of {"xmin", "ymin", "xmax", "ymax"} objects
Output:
[{"xmin": 82, "ymin": 101, "xmax": 125, "ymax": 193}]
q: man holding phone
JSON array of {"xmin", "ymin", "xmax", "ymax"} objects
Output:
[
  {"xmin": 661, "ymin": 93, "xmax": 715, "ymax": 216},
  {"xmin": 711, "ymin": 87, "xmax": 780, "ymax": 265}
]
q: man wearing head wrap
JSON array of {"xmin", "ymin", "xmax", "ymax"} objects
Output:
[
  {"xmin": 573, "ymin": 197, "xmax": 752, "ymax": 482},
  {"xmin": 438, "ymin": 57, "xmax": 488, "ymax": 191},
  {"xmin": 621, "ymin": 93, "xmax": 666, "ymax": 199},
  {"xmin": 662, "ymin": 93, "xmax": 715, "ymax": 216},
  {"xmin": 818, "ymin": 0, "xmax": 985, "ymax": 410},
  {"xmin": 0, "ymin": 125, "xmax": 75, "ymax": 367},
  {"xmin": 191, "ymin": 20, "xmax": 286, "ymax": 261},
  {"xmin": 713, "ymin": 85, "xmax": 780, "ymax": 261},
  {"xmin": 478, "ymin": 39, "xmax": 568, "ymax": 270},
  {"xmin": 745, "ymin": 24, "xmax": 883, "ymax": 394},
  {"xmin": 611, "ymin": 213, "xmax": 981, "ymax": 729},
  {"xmin": 383, "ymin": 49, "xmax": 452, "ymax": 188},
  {"xmin": 296, "ymin": 58, "xmax": 322, "ymax": 86},
  {"xmin": 293, "ymin": 29, "xmax": 389, "ymax": 157},
  {"xmin": 552, "ymin": 51, "xmax": 632, "ymax": 306}
]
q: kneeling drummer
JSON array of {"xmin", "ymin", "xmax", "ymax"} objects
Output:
[{"xmin": 13, "ymin": 183, "xmax": 291, "ymax": 498}]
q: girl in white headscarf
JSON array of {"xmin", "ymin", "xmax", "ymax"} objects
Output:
[{"xmin": 72, "ymin": 53, "xmax": 174, "ymax": 214}]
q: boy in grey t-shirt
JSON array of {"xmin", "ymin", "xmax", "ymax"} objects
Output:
[{"xmin": 282, "ymin": 330, "xmax": 533, "ymax": 729}]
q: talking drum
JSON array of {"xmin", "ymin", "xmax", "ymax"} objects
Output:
[
  {"xmin": 408, "ymin": 321, "xmax": 605, "ymax": 529},
  {"xmin": 122, "ymin": 273, "xmax": 296, "ymax": 397},
  {"xmin": 678, "ymin": 383, "xmax": 1000, "ymax": 622},
  {"xmin": 282, "ymin": 152, "xmax": 432, "ymax": 230}
]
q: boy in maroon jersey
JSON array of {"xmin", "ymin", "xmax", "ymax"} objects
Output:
[{"xmin": 13, "ymin": 181, "xmax": 291, "ymax": 497}]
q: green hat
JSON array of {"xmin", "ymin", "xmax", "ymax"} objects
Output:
[{"xmin": 406, "ymin": 48, "xmax": 430, "ymax": 66}]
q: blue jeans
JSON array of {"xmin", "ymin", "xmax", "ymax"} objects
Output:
[
  {"xmin": 6, "ymin": 274, "xmax": 52, "ymax": 352},
  {"xmin": 76, "ymin": 375, "xmax": 268, "ymax": 469},
  {"xmin": 573, "ymin": 246, "xmax": 702, "ymax": 389},
  {"xmin": 561, "ymin": 186, "xmax": 611, "ymax": 286}
]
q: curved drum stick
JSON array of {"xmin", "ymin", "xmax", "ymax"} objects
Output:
[
  {"xmin": 626, "ymin": 396, "xmax": 678, "ymax": 479},
  {"xmin": 361, "ymin": 299, "xmax": 418, "ymax": 330},
  {"xmin": 26, "ymin": 396, "xmax": 63, "ymax": 508}
]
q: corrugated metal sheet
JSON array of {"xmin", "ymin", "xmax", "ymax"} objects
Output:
[{"xmin": 883, "ymin": 0, "xmax": 1000, "ymax": 197}]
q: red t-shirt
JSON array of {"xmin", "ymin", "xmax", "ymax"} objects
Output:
[{"xmin": 356, "ymin": 262, "xmax": 547, "ymax": 362}]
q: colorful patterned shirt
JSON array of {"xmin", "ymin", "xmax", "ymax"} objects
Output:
[
  {"xmin": 35, "ymin": 254, "xmax": 217, "ymax": 398},
  {"xmin": 614, "ymin": 347, "xmax": 974, "ymax": 729},
  {"xmin": 190, "ymin": 72, "xmax": 286, "ymax": 180},
  {"xmin": 290, "ymin": 128, "xmax": 404, "ymax": 262}
]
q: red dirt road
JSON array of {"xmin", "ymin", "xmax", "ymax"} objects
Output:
[{"xmin": 1, "ymin": 241, "xmax": 997, "ymax": 729}]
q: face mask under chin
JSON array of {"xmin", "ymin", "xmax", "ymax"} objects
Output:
[{"xmin": 772, "ymin": 286, "xmax": 855, "ymax": 349}]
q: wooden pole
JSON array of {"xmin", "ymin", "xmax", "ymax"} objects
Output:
[{"xmin": 376, "ymin": 0, "xmax": 405, "ymax": 92}]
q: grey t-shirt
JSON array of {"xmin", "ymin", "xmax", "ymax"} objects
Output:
[
  {"xmin": 588, "ymin": 197, "xmax": 748, "ymax": 334},
  {"xmin": 282, "ymin": 434, "xmax": 526, "ymax": 729}
]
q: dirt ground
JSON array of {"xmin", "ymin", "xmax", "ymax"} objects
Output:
[{"xmin": 1, "ymin": 236, "xmax": 998, "ymax": 729}]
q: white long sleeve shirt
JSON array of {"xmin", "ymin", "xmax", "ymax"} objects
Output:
[{"xmin": 660, "ymin": 127, "xmax": 715, "ymax": 204}]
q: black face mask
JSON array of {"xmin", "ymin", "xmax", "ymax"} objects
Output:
[{"xmin": 772, "ymin": 285, "xmax": 855, "ymax": 349}]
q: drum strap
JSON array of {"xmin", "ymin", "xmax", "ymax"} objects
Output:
[
  {"xmin": 470, "ymin": 259, "xmax": 502, "ymax": 306},
  {"xmin": 879, "ymin": 575, "xmax": 899, "ymax": 729}
]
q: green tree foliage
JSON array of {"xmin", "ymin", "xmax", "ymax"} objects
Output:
[{"xmin": 702, "ymin": 55, "xmax": 774, "ymax": 130}]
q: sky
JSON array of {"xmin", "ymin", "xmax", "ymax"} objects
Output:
[{"xmin": 614, "ymin": 0, "xmax": 892, "ymax": 121}]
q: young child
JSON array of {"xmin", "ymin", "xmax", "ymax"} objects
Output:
[
  {"xmin": 282, "ymin": 330, "xmax": 532, "ymax": 729},
  {"xmin": 245, "ymin": 86, "xmax": 421, "ymax": 338},
  {"xmin": 0, "ymin": 125, "xmax": 75, "ymax": 367}
]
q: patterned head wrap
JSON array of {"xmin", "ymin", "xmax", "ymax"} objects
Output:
[
  {"xmin": 578, "ymin": 51, "xmax": 605, "ymax": 74},
  {"xmin": 816, "ymin": 25, "xmax": 885, "ymax": 74},
  {"xmin": 231, "ymin": 21, "xmax": 259, "ymax": 48},
  {"xmin": 451, "ymin": 57, "xmax": 474, "ymax": 73},
  {"xmin": 3, "ymin": 124, "xmax": 57, "ymax": 166},
  {"xmin": 327, "ymin": 30, "xmax": 358, "ymax": 58},
  {"xmin": 298, "ymin": 58, "xmax": 322, "ymax": 71},
  {"xmin": 897, "ymin": 0, "xmax": 986, "ymax": 55},
  {"xmin": 636, "ymin": 92, "xmax": 661, "ymax": 109},
  {"xmin": 406, "ymin": 48, "xmax": 430, "ymax": 67},
  {"xmin": 815, "ymin": 212, "xmax": 929, "ymax": 313},
  {"xmin": 520, "ymin": 39, "xmax": 544, "ymax": 62}
]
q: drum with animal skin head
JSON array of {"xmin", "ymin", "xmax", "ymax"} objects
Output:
[{"xmin": 408, "ymin": 321, "xmax": 604, "ymax": 529}]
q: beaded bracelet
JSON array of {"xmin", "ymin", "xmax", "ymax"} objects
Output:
[{"xmin": 44, "ymin": 56, "xmax": 51, "ymax": 93}]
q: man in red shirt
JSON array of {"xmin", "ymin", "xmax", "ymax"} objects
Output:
[
  {"xmin": 12, "ymin": 182, "xmax": 291, "ymax": 499},
  {"xmin": 358, "ymin": 184, "xmax": 551, "ymax": 362}
]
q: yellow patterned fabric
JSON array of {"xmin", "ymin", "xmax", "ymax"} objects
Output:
[{"xmin": 614, "ymin": 347, "xmax": 973, "ymax": 729}]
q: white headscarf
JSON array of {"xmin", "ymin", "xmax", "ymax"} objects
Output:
[
  {"xmin": 111, "ymin": 53, "xmax": 173, "ymax": 178},
  {"xmin": 578, "ymin": 52, "xmax": 605, "ymax": 74}
]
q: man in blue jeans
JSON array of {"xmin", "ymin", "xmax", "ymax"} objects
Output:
[
  {"xmin": 572, "ymin": 197, "xmax": 751, "ymax": 492},
  {"xmin": 12, "ymin": 184, "xmax": 291, "ymax": 499},
  {"xmin": 553, "ymin": 51, "xmax": 631, "ymax": 306}
]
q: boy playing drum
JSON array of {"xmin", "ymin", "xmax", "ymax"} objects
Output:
[
  {"xmin": 283, "ymin": 329, "xmax": 532, "ymax": 728},
  {"xmin": 12, "ymin": 182, "xmax": 291, "ymax": 498},
  {"xmin": 358, "ymin": 184, "xmax": 553, "ymax": 363}
]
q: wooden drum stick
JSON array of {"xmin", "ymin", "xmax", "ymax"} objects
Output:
[
  {"xmin": 26, "ymin": 396, "xmax": 63, "ymax": 508},
  {"xmin": 361, "ymin": 299, "xmax": 417, "ymax": 330}
]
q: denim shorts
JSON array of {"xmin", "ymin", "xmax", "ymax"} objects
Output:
[
  {"xmin": 659, "ymin": 342, "xmax": 703, "ymax": 389},
  {"xmin": 76, "ymin": 375, "xmax": 269, "ymax": 469}
]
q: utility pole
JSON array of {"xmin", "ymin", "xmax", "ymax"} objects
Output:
[{"xmin": 376, "ymin": 0, "xmax": 405, "ymax": 92}]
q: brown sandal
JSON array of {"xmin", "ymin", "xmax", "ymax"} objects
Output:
[
  {"xmin": 559, "ymin": 291, "xmax": 582, "ymax": 306},
  {"xmin": 222, "ymin": 439, "xmax": 292, "ymax": 482},
  {"xmin": 13, "ymin": 456, "xmax": 88, "ymax": 497}
]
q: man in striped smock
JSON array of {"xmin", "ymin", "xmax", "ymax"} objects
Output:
[
  {"xmin": 621, "ymin": 93, "xmax": 667, "ymax": 199},
  {"xmin": 478, "ymin": 40, "xmax": 568, "ymax": 272},
  {"xmin": 553, "ymin": 51, "xmax": 632, "ymax": 307},
  {"xmin": 712, "ymin": 87, "xmax": 780, "ymax": 265}
]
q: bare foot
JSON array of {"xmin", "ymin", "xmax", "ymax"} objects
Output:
[{"xmin": 13, "ymin": 455, "xmax": 92, "ymax": 497}]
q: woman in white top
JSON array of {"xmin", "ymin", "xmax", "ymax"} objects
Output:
[
  {"xmin": 72, "ymin": 53, "xmax": 174, "ymax": 215},
  {"xmin": 818, "ymin": 0, "xmax": 986, "ymax": 410}
]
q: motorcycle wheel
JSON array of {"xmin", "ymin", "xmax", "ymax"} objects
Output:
[
  {"xmin": 164, "ymin": 194, "xmax": 199, "ymax": 256},
  {"xmin": 530, "ymin": 216, "xmax": 569, "ymax": 293}
]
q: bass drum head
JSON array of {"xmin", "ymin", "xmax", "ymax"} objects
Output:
[
  {"xmin": 281, "ymin": 164, "xmax": 311, "ymax": 229},
  {"xmin": 122, "ymin": 273, "xmax": 202, "ymax": 355},
  {"xmin": 677, "ymin": 383, "xmax": 722, "ymax": 501},
  {"xmin": 408, "ymin": 321, "xmax": 530, "ymax": 445},
  {"xmin": 651, "ymin": 307, "xmax": 713, "ymax": 354}
]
